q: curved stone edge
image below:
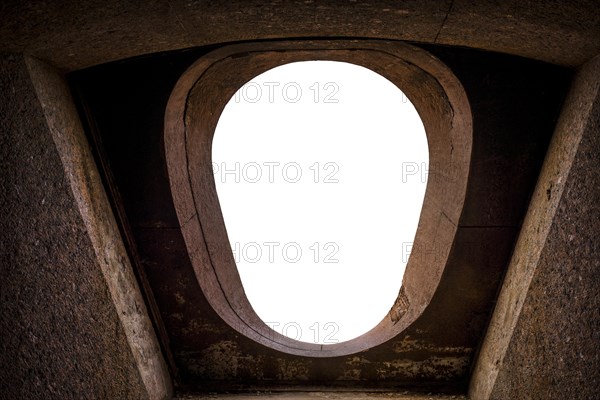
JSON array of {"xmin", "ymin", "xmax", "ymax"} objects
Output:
[{"xmin": 165, "ymin": 40, "xmax": 472, "ymax": 358}]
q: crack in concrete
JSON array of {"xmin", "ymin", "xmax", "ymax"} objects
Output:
[{"xmin": 434, "ymin": 0, "xmax": 455, "ymax": 43}]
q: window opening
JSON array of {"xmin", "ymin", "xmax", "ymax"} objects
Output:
[{"xmin": 212, "ymin": 61, "xmax": 428, "ymax": 344}]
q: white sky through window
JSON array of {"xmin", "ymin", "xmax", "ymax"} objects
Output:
[{"xmin": 212, "ymin": 61, "xmax": 428, "ymax": 344}]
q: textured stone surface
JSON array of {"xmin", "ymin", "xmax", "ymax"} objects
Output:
[
  {"xmin": 0, "ymin": 1, "xmax": 598, "ymax": 71},
  {"xmin": 0, "ymin": 54, "xmax": 145, "ymax": 398},
  {"xmin": 488, "ymin": 55, "xmax": 600, "ymax": 400},
  {"xmin": 27, "ymin": 57, "xmax": 173, "ymax": 398},
  {"xmin": 469, "ymin": 54, "xmax": 600, "ymax": 399},
  {"xmin": 0, "ymin": 54, "xmax": 171, "ymax": 399},
  {"xmin": 437, "ymin": 0, "xmax": 600, "ymax": 67}
]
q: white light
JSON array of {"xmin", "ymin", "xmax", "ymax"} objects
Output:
[{"xmin": 212, "ymin": 61, "xmax": 428, "ymax": 344}]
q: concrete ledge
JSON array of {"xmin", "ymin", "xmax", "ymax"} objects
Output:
[
  {"xmin": 25, "ymin": 56, "xmax": 172, "ymax": 399},
  {"xmin": 176, "ymin": 393, "xmax": 466, "ymax": 400},
  {"xmin": 469, "ymin": 53, "xmax": 600, "ymax": 399},
  {"xmin": 0, "ymin": 1, "xmax": 598, "ymax": 70}
]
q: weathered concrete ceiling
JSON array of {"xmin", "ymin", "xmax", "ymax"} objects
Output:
[
  {"xmin": 71, "ymin": 41, "xmax": 572, "ymax": 391},
  {"xmin": 1, "ymin": 0, "xmax": 599, "ymax": 71}
]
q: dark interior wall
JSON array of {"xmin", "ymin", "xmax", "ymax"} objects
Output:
[
  {"xmin": 68, "ymin": 42, "xmax": 571, "ymax": 392},
  {"xmin": 0, "ymin": 55, "xmax": 149, "ymax": 399}
]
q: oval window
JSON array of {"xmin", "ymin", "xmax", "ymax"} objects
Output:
[{"xmin": 212, "ymin": 61, "xmax": 428, "ymax": 344}]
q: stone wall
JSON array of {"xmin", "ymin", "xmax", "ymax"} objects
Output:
[
  {"xmin": 0, "ymin": 55, "xmax": 171, "ymax": 399},
  {"xmin": 470, "ymin": 54, "xmax": 600, "ymax": 400}
]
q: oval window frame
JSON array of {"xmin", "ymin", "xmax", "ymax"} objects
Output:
[{"xmin": 164, "ymin": 40, "xmax": 472, "ymax": 357}]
